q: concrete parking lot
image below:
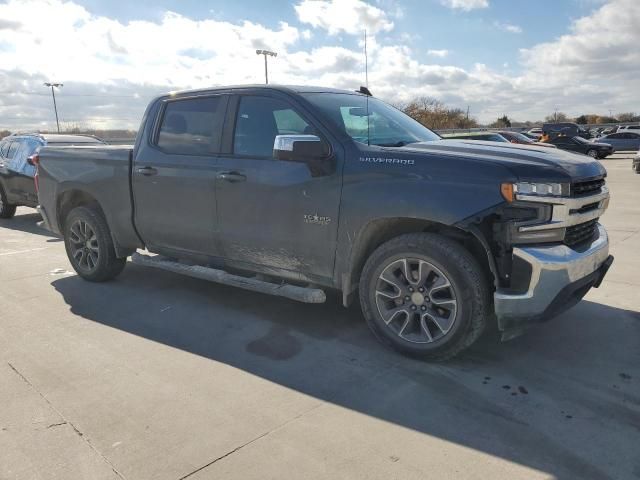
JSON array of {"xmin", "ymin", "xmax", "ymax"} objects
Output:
[{"xmin": 1, "ymin": 152, "xmax": 638, "ymax": 480}]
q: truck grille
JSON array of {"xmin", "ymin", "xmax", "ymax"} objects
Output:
[
  {"xmin": 571, "ymin": 178, "xmax": 605, "ymax": 197},
  {"xmin": 565, "ymin": 219, "xmax": 599, "ymax": 248}
]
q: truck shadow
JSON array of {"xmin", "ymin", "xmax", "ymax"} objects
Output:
[
  {"xmin": 0, "ymin": 211, "xmax": 59, "ymax": 239},
  {"xmin": 51, "ymin": 264, "xmax": 640, "ymax": 479}
]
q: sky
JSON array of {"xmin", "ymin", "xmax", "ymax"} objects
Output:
[{"xmin": 0, "ymin": 0, "xmax": 638, "ymax": 130}]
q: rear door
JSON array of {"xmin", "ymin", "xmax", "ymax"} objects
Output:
[
  {"xmin": 2, "ymin": 140, "xmax": 28, "ymax": 204},
  {"xmin": 620, "ymin": 133, "xmax": 640, "ymax": 150},
  {"xmin": 215, "ymin": 93, "xmax": 342, "ymax": 281},
  {"xmin": 132, "ymin": 94, "xmax": 228, "ymax": 256},
  {"xmin": 10, "ymin": 138, "xmax": 40, "ymax": 205}
]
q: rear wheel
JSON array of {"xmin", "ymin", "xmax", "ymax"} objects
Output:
[
  {"xmin": 359, "ymin": 233, "xmax": 490, "ymax": 361},
  {"xmin": 0, "ymin": 185, "xmax": 17, "ymax": 219},
  {"xmin": 63, "ymin": 206, "xmax": 126, "ymax": 282},
  {"xmin": 586, "ymin": 149, "xmax": 598, "ymax": 158}
]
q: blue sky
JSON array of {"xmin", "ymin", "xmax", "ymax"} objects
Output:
[
  {"xmin": 0, "ymin": 0, "xmax": 636, "ymax": 129},
  {"xmin": 73, "ymin": 0, "xmax": 604, "ymax": 74}
]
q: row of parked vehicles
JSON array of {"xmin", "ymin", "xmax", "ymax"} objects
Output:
[
  {"xmin": 444, "ymin": 123, "xmax": 640, "ymax": 160},
  {"xmin": 0, "ymin": 86, "xmax": 618, "ymax": 360}
]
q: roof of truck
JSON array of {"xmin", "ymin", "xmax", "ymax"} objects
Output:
[{"xmin": 165, "ymin": 84, "xmax": 368, "ymax": 97}]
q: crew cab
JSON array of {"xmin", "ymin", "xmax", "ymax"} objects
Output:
[
  {"xmin": 36, "ymin": 85, "xmax": 613, "ymax": 360},
  {"xmin": 0, "ymin": 133, "xmax": 104, "ymax": 218}
]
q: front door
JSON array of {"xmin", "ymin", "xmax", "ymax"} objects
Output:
[
  {"xmin": 215, "ymin": 94, "xmax": 342, "ymax": 281},
  {"xmin": 133, "ymin": 94, "xmax": 228, "ymax": 256}
]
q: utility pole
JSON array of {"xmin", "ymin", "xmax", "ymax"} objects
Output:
[
  {"xmin": 44, "ymin": 82, "xmax": 63, "ymax": 133},
  {"xmin": 255, "ymin": 50, "xmax": 277, "ymax": 84}
]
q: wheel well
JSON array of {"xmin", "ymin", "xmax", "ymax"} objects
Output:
[
  {"xmin": 344, "ymin": 217, "xmax": 494, "ymax": 303},
  {"xmin": 56, "ymin": 189, "xmax": 105, "ymax": 230}
]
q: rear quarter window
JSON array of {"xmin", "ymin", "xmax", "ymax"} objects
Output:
[{"xmin": 156, "ymin": 96, "xmax": 225, "ymax": 155}]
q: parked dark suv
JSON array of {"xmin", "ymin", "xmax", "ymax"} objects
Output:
[
  {"xmin": 545, "ymin": 135, "xmax": 614, "ymax": 159},
  {"xmin": 0, "ymin": 133, "xmax": 104, "ymax": 218}
]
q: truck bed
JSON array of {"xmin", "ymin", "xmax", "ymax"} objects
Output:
[{"xmin": 37, "ymin": 145, "xmax": 141, "ymax": 253}]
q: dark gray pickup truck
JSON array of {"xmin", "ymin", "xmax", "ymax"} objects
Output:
[{"xmin": 36, "ymin": 85, "xmax": 613, "ymax": 360}]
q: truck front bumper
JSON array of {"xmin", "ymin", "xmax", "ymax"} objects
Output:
[{"xmin": 495, "ymin": 223, "xmax": 613, "ymax": 336}]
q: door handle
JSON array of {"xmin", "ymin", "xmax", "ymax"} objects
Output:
[
  {"xmin": 217, "ymin": 171, "xmax": 246, "ymax": 183},
  {"xmin": 136, "ymin": 166, "xmax": 158, "ymax": 176}
]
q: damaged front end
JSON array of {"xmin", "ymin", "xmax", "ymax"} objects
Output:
[{"xmin": 467, "ymin": 177, "xmax": 614, "ymax": 340}]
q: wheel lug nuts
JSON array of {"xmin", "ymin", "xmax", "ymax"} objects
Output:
[
  {"xmin": 408, "ymin": 287, "xmax": 414, "ymax": 292},
  {"xmin": 411, "ymin": 305, "xmax": 417, "ymax": 311},
  {"xmin": 404, "ymin": 295, "xmax": 410, "ymax": 301},
  {"xmin": 421, "ymin": 305, "xmax": 426, "ymax": 311},
  {"xmin": 418, "ymin": 287, "xmax": 424, "ymax": 293}
]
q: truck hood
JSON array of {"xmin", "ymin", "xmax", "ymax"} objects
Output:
[{"xmin": 399, "ymin": 139, "xmax": 606, "ymax": 181}]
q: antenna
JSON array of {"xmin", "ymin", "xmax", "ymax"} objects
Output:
[
  {"xmin": 364, "ymin": 29, "xmax": 370, "ymax": 146},
  {"xmin": 364, "ymin": 29, "xmax": 369, "ymax": 88}
]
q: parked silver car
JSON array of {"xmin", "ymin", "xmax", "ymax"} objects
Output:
[{"xmin": 598, "ymin": 132, "xmax": 640, "ymax": 151}]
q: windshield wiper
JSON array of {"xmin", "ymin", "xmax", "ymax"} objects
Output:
[{"xmin": 375, "ymin": 140, "xmax": 418, "ymax": 147}]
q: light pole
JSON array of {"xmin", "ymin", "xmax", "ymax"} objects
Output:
[
  {"xmin": 44, "ymin": 82, "xmax": 63, "ymax": 133},
  {"xmin": 255, "ymin": 49, "xmax": 277, "ymax": 84}
]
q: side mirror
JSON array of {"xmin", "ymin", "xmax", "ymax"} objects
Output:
[
  {"xmin": 273, "ymin": 135, "xmax": 330, "ymax": 162},
  {"xmin": 273, "ymin": 135, "xmax": 334, "ymax": 177}
]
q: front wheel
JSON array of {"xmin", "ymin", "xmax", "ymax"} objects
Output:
[
  {"xmin": 586, "ymin": 149, "xmax": 598, "ymax": 158},
  {"xmin": 63, "ymin": 206, "xmax": 126, "ymax": 282},
  {"xmin": 359, "ymin": 233, "xmax": 490, "ymax": 361},
  {"xmin": 0, "ymin": 186, "xmax": 17, "ymax": 219}
]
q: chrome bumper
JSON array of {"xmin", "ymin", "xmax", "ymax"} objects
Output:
[{"xmin": 495, "ymin": 223, "xmax": 611, "ymax": 332}]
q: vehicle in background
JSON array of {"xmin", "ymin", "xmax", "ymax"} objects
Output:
[
  {"xmin": 0, "ymin": 133, "xmax": 104, "ymax": 219},
  {"xmin": 527, "ymin": 127, "xmax": 543, "ymax": 139},
  {"xmin": 617, "ymin": 125, "xmax": 640, "ymax": 134},
  {"xmin": 544, "ymin": 135, "xmax": 614, "ymax": 159},
  {"xmin": 633, "ymin": 150, "xmax": 639, "ymax": 173},
  {"xmin": 597, "ymin": 132, "xmax": 640, "ymax": 151},
  {"xmin": 37, "ymin": 85, "xmax": 613, "ymax": 361},
  {"xmin": 441, "ymin": 132, "xmax": 509, "ymax": 142},
  {"xmin": 494, "ymin": 131, "xmax": 557, "ymax": 149},
  {"xmin": 543, "ymin": 122, "xmax": 591, "ymax": 139}
]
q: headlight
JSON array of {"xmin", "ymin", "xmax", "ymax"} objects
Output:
[{"xmin": 501, "ymin": 182, "xmax": 570, "ymax": 202}]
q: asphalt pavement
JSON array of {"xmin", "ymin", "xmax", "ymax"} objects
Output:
[{"xmin": 1, "ymin": 152, "xmax": 638, "ymax": 480}]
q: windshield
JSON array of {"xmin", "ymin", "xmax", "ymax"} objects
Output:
[
  {"xmin": 510, "ymin": 132, "xmax": 534, "ymax": 143},
  {"xmin": 303, "ymin": 93, "xmax": 441, "ymax": 147},
  {"xmin": 573, "ymin": 136, "xmax": 591, "ymax": 144}
]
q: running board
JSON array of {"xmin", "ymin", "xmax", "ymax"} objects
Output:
[{"xmin": 131, "ymin": 253, "xmax": 326, "ymax": 304}]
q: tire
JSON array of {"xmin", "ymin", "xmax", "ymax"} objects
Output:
[
  {"xmin": 359, "ymin": 233, "xmax": 490, "ymax": 361},
  {"xmin": 586, "ymin": 149, "xmax": 598, "ymax": 159},
  {"xmin": 63, "ymin": 206, "xmax": 126, "ymax": 282},
  {"xmin": 0, "ymin": 185, "xmax": 17, "ymax": 219}
]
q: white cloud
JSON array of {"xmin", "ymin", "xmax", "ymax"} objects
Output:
[
  {"xmin": 494, "ymin": 21, "xmax": 522, "ymax": 33},
  {"xmin": 0, "ymin": 0, "xmax": 638, "ymax": 130},
  {"xmin": 440, "ymin": 0, "xmax": 489, "ymax": 11},
  {"xmin": 294, "ymin": 0, "xmax": 394, "ymax": 35},
  {"xmin": 427, "ymin": 49, "xmax": 449, "ymax": 58}
]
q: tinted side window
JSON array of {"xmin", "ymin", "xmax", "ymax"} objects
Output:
[
  {"xmin": 157, "ymin": 96, "xmax": 224, "ymax": 155},
  {"xmin": 608, "ymin": 133, "xmax": 623, "ymax": 138},
  {"xmin": 0, "ymin": 141, "xmax": 8, "ymax": 157},
  {"xmin": 234, "ymin": 96, "xmax": 311, "ymax": 157},
  {"xmin": 7, "ymin": 142, "xmax": 20, "ymax": 159}
]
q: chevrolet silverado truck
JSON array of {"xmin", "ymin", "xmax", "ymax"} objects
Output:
[{"xmin": 35, "ymin": 85, "xmax": 613, "ymax": 360}]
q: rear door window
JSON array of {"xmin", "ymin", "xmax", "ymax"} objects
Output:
[{"xmin": 156, "ymin": 96, "xmax": 225, "ymax": 155}]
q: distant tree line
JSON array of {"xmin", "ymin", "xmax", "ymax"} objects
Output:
[{"xmin": 400, "ymin": 96, "xmax": 639, "ymax": 130}]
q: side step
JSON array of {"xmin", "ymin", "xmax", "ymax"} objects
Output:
[{"xmin": 131, "ymin": 253, "xmax": 326, "ymax": 304}]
